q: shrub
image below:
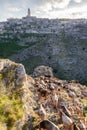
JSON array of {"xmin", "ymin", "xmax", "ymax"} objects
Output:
[{"xmin": 0, "ymin": 95, "xmax": 23, "ymax": 130}]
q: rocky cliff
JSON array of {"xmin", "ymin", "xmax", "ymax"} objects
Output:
[{"xmin": 0, "ymin": 59, "xmax": 87, "ymax": 130}]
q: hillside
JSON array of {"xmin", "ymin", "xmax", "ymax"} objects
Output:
[
  {"xmin": 0, "ymin": 18, "xmax": 87, "ymax": 84},
  {"xmin": 0, "ymin": 59, "xmax": 87, "ymax": 130}
]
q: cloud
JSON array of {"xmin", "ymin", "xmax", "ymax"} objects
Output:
[
  {"xmin": 38, "ymin": 0, "xmax": 71, "ymax": 10},
  {"xmin": 36, "ymin": 0, "xmax": 71, "ymax": 14},
  {"xmin": 8, "ymin": 7, "xmax": 21, "ymax": 12},
  {"xmin": 51, "ymin": 0, "xmax": 71, "ymax": 8},
  {"xmin": 74, "ymin": 0, "xmax": 82, "ymax": 3},
  {"xmin": 36, "ymin": 0, "xmax": 83, "ymax": 13},
  {"xmin": 35, "ymin": 0, "xmax": 87, "ymax": 19},
  {"xmin": 0, "ymin": 0, "xmax": 87, "ymax": 21},
  {"xmin": 47, "ymin": 5, "xmax": 87, "ymax": 19}
]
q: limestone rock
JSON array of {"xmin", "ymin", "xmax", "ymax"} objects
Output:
[
  {"xmin": 61, "ymin": 111, "xmax": 73, "ymax": 126},
  {"xmin": 35, "ymin": 119, "xmax": 60, "ymax": 130},
  {"xmin": 0, "ymin": 59, "xmax": 36, "ymax": 130},
  {"xmin": 38, "ymin": 104, "xmax": 47, "ymax": 120},
  {"xmin": 33, "ymin": 65, "xmax": 53, "ymax": 77}
]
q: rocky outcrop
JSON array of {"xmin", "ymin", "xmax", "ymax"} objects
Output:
[
  {"xmin": 0, "ymin": 59, "xmax": 87, "ymax": 130},
  {"xmin": 0, "ymin": 59, "xmax": 36, "ymax": 130},
  {"xmin": 32, "ymin": 65, "xmax": 53, "ymax": 77}
]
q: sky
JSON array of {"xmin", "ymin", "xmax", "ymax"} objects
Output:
[{"xmin": 0, "ymin": 0, "xmax": 87, "ymax": 21}]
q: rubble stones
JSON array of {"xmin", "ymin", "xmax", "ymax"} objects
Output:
[{"xmin": 34, "ymin": 75, "xmax": 87, "ymax": 130}]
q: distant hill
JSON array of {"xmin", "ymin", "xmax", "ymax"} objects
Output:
[{"xmin": 0, "ymin": 18, "xmax": 87, "ymax": 84}]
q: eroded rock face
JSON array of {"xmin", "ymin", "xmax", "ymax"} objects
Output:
[
  {"xmin": 0, "ymin": 59, "xmax": 27, "ymax": 88},
  {"xmin": 0, "ymin": 59, "xmax": 36, "ymax": 130},
  {"xmin": 33, "ymin": 65, "xmax": 53, "ymax": 77}
]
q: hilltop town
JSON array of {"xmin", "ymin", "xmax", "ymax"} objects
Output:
[{"xmin": 0, "ymin": 8, "xmax": 87, "ymax": 39}]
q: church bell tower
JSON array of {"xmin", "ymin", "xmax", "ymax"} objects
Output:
[{"xmin": 27, "ymin": 8, "xmax": 31, "ymax": 17}]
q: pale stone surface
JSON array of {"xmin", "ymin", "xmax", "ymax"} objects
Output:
[{"xmin": 33, "ymin": 65, "xmax": 53, "ymax": 77}]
